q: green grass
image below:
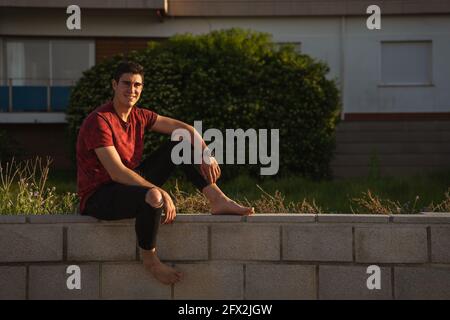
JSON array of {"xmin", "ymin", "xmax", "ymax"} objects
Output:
[
  {"xmin": 46, "ymin": 168, "xmax": 450, "ymax": 213},
  {"xmin": 218, "ymin": 171, "xmax": 450, "ymax": 213},
  {"xmin": 0, "ymin": 158, "xmax": 77, "ymax": 214},
  {"xmin": 47, "ymin": 169, "xmax": 77, "ymax": 194}
]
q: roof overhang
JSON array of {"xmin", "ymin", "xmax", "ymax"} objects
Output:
[
  {"xmin": 0, "ymin": 0, "xmax": 167, "ymax": 12},
  {"xmin": 166, "ymin": 0, "xmax": 450, "ymax": 17}
]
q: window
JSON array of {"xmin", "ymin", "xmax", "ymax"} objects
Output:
[
  {"xmin": 4, "ymin": 39, "xmax": 94, "ymax": 85},
  {"xmin": 1, "ymin": 39, "xmax": 94, "ymax": 112},
  {"xmin": 380, "ymin": 41, "xmax": 432, "ymax": 86},
  {"xmin": 51, "ymin": 40, "xmax": 95, "ymax": 86},
  {"xmin": 6, "ymin": 40, "xmax": 49, "ymax": 86}
]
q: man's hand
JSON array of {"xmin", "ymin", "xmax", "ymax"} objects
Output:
[
  {"xmin": 158, "ymin": 187, "xmax": 177, "ymax": 224},
  {"xmin": 200, "ymin": 155, "xmax": 221, "ymax": 184}
]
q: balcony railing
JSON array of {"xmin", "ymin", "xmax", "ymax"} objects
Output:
[{"xmin": 0, "ymin": 78, "xmax": 76, "ymax": 112}]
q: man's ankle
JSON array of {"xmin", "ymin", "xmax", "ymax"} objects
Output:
[
  {"xmin": 141, "ymin": 248, "xmax": 161, "ymax": 266},
  {"xmin": 203, "ymin": 184, "xmax": 226, "ymax": 203}
]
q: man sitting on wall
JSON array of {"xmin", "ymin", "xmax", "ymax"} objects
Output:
[{"xmin": 76, "ymin": 61, "xmax": 254, "ymax": 285}]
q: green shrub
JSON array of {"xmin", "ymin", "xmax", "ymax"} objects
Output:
[{"xmin": 66, "ymin": 28, "xmax": 341, "ymax": 180}]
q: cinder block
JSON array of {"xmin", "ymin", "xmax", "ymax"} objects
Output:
[
  {"xmin": 395, "ymin": 267, "xmax": 450, "ymax": 299},
  {"xmin": 155, "ymin": 224, "xmax": 208, "ymax": 261},
  {"xmin": 392, "ymin": 213, "xmax": 450, "ymax": 224},
  {"xmin": 431, "ymin": 227, "xmax": 450, "ymax": 263},
  {"xmin": 282, "ymin": 226, "xmax": 353, "ymax": 262},
  {"xmin": 28, "ymin": 214, "xmax": 98, "ymax": 224},
  {"xmin": 0, "ymin": 225, "xmax": 63, "ymax": 262},
  {"xmin": 67, "ymin": 224, "xmax": 136, "ymax": 261},
  {"xmin": 173, "ymin": 263, "xmax": 243, "ymax": 299},
  {"xmin": 101, "ymin": 263, "xmax": 171, "ymax": 299},
  {"xmin": 246, "ymin": 264, "xmax": 316, "ymax": 300},
  {"xmin": 355, "ymin": 227, "xmax": 427, "ymax": 263},
  {"xmin": 211, "ymin": 224, "xmax": 280, "ymax": 260},
  {"xmin": 247, "ymin": 214, "xmax": 316, "ymax": 223},
  {"xmin": 319, "ymin": 265, "xmax": 392, "ymax": 300},
  {"xmin": 98, "ymin": 219, "xmax": 134, "ymax": 225},
  {"xmin": 0, "ymin": 215, "xmax": 27, "ymax": 223},
  {"xmin": 29, "ymin": 264, "xmax": 99, "ymax": 300},
  {"xmin": 176, "ymin": 214, "xmax": 244, "ymax": 223},
  {"xmin": 317, "ymin": 214, "xmax": 389, "ymax": 223},
  {"xmin": 0, "ymin": 266, "xmax": 26, "ymax": 300}
]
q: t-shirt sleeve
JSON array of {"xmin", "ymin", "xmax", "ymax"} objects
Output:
[
  {"xmin": 142, "ymin": 108, "xmax": 159, "ymax": 130},
  {"xmin": 84, "ymin": 114, "xmax": 114, "ymax": 151}
]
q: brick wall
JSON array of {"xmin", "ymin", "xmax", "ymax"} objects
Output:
[
  {"xmin": 0, "ymin": 123, "xmax": 73, "ymax": 170},
  {"xmin": 331, "ymin": 120, "xmax": 450, "ymax": 178},
  {"xmin": 1, "ymin": 213, "xmax": 449, "ymax": 300}
]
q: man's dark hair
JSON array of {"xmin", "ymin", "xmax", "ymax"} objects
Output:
[{"xmin": 113, "ymin": 61, "xmax": 145, "ymax": 83}]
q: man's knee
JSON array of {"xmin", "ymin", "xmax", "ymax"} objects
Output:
[{"xmin": 145, "ymin": 188, "xmax": 164, "ymax": 208}]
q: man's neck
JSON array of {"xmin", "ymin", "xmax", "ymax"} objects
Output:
[{"xmin": 112, "ymin": 98, "xmax": 133, "ymax": 122}]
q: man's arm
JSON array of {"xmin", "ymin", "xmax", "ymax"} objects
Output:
[
  {"xmin": 151, "ymin": 115, "xmax": 207, "ymax": 149},
  {"xmin": 94, "ymin": 145, "xmax": 176, "ymax": 224},
  {"xmin": 95, "ymin": 146, "xmax": 156, "ymax": 189},
  {"xmin": 151, "ymin": 115, "xmax": 221, "ymax": 183}
]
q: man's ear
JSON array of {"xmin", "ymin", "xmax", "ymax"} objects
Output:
[{"xmin": 112, "ymin": 79, "xmax": 117, "ymax": 90}]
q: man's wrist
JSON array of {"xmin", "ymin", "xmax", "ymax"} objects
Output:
[{"xmin": 203, "ymin": 147, "xmax": 214, "ymax": 158}]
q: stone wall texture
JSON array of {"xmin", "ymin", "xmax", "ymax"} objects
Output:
[{"xmin": 0, "ymin": 213, "xmax": 449, "ymax": 300}]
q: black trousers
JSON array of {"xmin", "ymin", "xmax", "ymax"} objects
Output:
[{"xmin": 83, "ymin": 140, "xmax": 210, "ymax": 250}]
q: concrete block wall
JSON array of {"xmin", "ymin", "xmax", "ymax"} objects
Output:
[{"xmin": 0, "ymin": 213, "xmax": 449, "ymax": 300}]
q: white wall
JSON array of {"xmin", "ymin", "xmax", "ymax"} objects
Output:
[
  {"xmin": 1, "ymin": 7, "xmax": 450, "ymax": 114},
  {"xmin": 343, "ymin": 15, "xmax": 450, "ymax": 113}
]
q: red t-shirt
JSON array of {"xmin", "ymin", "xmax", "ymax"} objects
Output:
[{"xmin": 76, "ymin": 101, "xmax": 158, "ymax": 214}]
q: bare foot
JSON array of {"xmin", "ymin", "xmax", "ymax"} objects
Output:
[
  {"xmin": 142, "ymin": 249, "xmax": 183, "ymax": 285},
  {"xmin": 203, "ymin": 184, "xmax": 254, "ymax": 215},
  {"xmin": 211, "ymin": 196, "xmax": 254, "ymax": 215},
  {"xmin": 145, "ymin": 262, "xmax": 183, "ymax": 285}
]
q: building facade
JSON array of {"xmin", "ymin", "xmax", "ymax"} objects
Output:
[{"xmin": 1, "ymin": 0, "xmax": 449, "ymax": 176}]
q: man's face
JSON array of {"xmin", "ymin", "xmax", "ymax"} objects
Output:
[{"xmin": 112, "ymin": 73, "xmax": 143, "ymax": 108}]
